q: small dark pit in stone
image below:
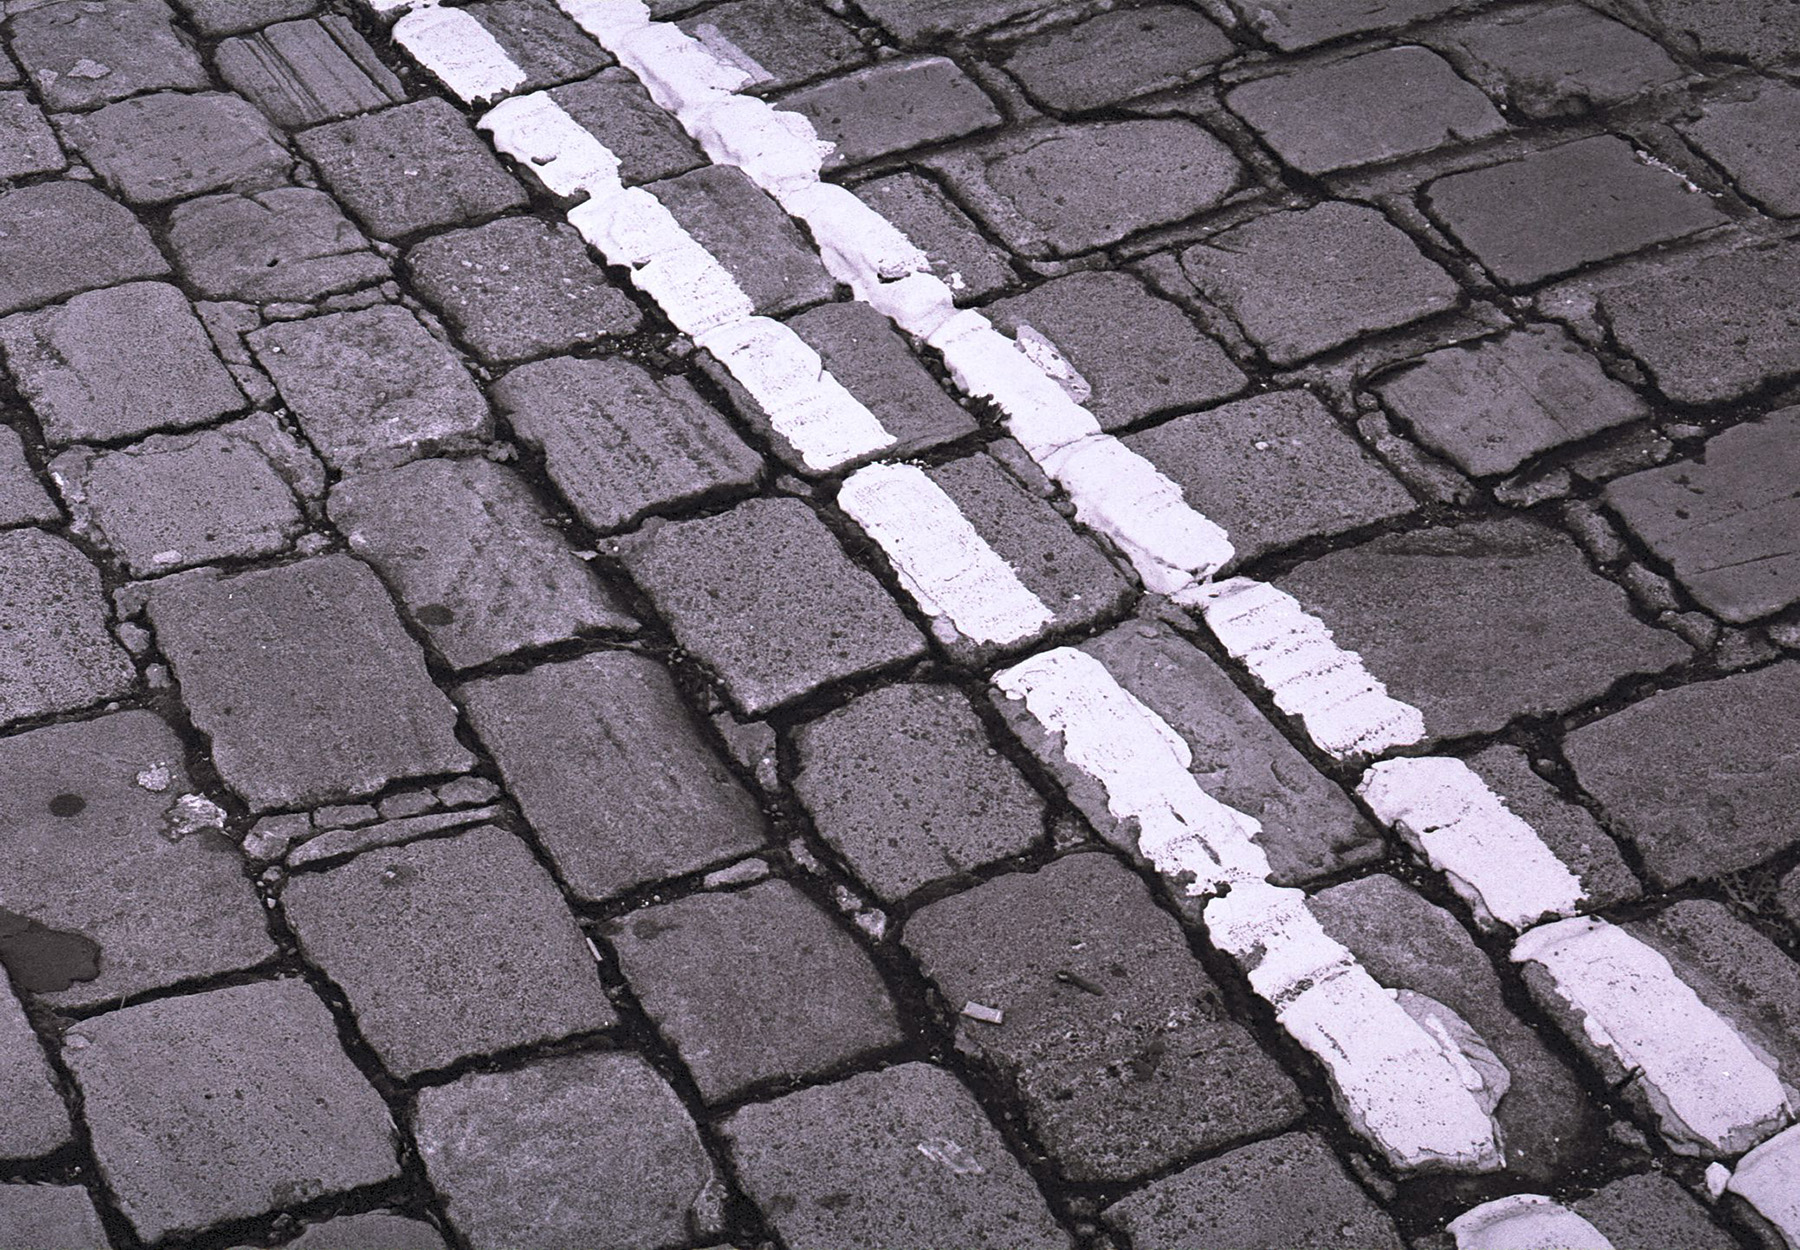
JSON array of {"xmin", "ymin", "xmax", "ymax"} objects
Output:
[
  {"xmin": 0, "ymin": 906, "xmax": 103, "ymax": 992},
  {"xmin": 48, "ymin": 793, "xmax": 87, "ymax": 817},
  {"xmin": 415, "ymin": 603, "xmax": 456, "ymax": 626}
]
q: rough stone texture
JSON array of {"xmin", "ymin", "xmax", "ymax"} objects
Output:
[
  {"xmin": 622, "ymin": 497, "xmax": 927, "ymax": 715},
  {"xmin": 1680, "ymin": 82, "xmax": 1800, "ymax": 217},
  {"xmin": 172, "ymin": 0, "xmax": 316, "ymax": 36},
  {"xmin": 1, "ymin": 984, "xmax": 69, "ymax": 1160},
  {"xmin": 1597, "ymin": 240, "xmax": 1800, "ymax": 405},
  {"xmin": 548, "ymin": 69, "xmax": 704, "ymax": 186},
  {"xmin": 11, "ymin": 0, "xmax": 209, "ymax": 111},
  {"xmin": 1572, "ymin": 1172, "xmax": 1739, "ymax": 1250},
  {"xmin": 0, "ymin": 1185, "xmax": 106, "ymax": 1248},
  {"xmin": 854, "ymin": 172, "xmax": 1015, "ymax": 302},
  {"xmin": 1180, "ymin": 202, "xmax": 1460, "ymax": 366},
  {"xmin": 1226, "ymin": 0, "xmax": 1465, "ymax": 50},
  {"xmin": 406, "ymin": 218, "xmax": 642, "ymax": 365},
  {"xmin": 1608, "ymin": 0, "xmax": 1800, "ymax": 67},
  {"xmin": 1374, "ymin": 325, "xmax": 1649, "ymax": 477},
  {"xmin": 0, "ymin": 530, "xmax": 135, "ymax": 728},
  {"xmin": 0, "ymin": 281, "xmax": 244, "ymax": 447},
  {"xmin": 1002, "ymin": 6, "xmax": 1235, "ymax": 111},
  {"xmin": 1780, "ymin": 865, "xmax": 1800, "ymax": 931},
  {"xmin": 931, "ymin": 119, "xmax": 1242, "ymax": 257},
  {"xmin": 297, "ymin": 98, "xmax": 527, "ymax": 241},
  {"xmin": 648, "ymin": 166, "xmax": 837, "ymax": 315},
  {"xmin": 1465, "ymin": 743, "xmax": 1640, "ymax": 909},
  {"xmin": 168, "ymin": 188, "xmax": 390, "ymax": 303},
  {"xmin": 904, "ymin": 852, "xmax": 1303, "ymax": 1181},
  {"xmin": 1425, "ymin": 136, "xmax": 1726, "ymax": 288},
  {"xmin": 217, "ymin": 16, "xmax": 405, "ymax": 128},
  {"xmin": 1123, "ymin": 390, "xmax": 1415, "ymax": 567},
  {"xmin": 66, "ymin": 979, "xmax": 398, "ymax": 1243},
  {"xmin": 793, "ymin": 682, "xmax": 1045, "ymax": 900},
  {"xmin": 679, "ymin": 0, "xmax": 865, "ymax": 92},
  {"xmin": 0, "ymin": 182, "xmax": 168, "ymax": 317},
  {"xmin": 248, "ymin": 305, "xmax": 491, "ymax": 472},
  {"xmin": 0, "ymin": 92, "xmax": 63, "ymax": 179},
  {"xmin": 784, "ymin": 302, "xmax": 977, "ymax": 452},
  {"xmin": 1229, "ymin": 46, "xmax": 1505, "ymax": 176},
  {"xmin": 414, "ymin": 1050, "xmax": 721, "ymax": 1250},
  {"xmin": 0, "ymin": 427, "xmax": 57, "ymax": 528},
  {"xmin": 1564, "ymin": 661, "xmax": 1800, "ymax": 885},
  {"xmin": 332, "ymin": 458, "xmax": 634, "ymax": 670},
  {"xmin": 1277, "ymin": 517, "xmax": 1689, "ymax": 739},
  {"xmin": 0, "ymin": 711, "xmax": 274, "ymax": 1011},
  {"xmin": 460, "ymin": 0, "xmax": 610, "ymax": 91},
  {"xmin": 144, "ymin": 555, "xmax": 474, "ymax": 811},
  {"xmin": 280, "ymin": 1212, "xmax": 449, "ymax": 1250},
  {"xmin": 723, "ymin": 1063, "xmax": 1072, "ymax": 1250},
  {"xmin": 855, "ymin": 0, "xmax": 1069, "ymax": 43},
  {"xmin": 1432, "ymin": 4, "xmax": 1686, "ymax": 120},
  {"xmin": 60, "ymin": 92, "xmax": 292, "ymax": 206},
  {"xmin": 987, "ymin": 270, "xmax": 1245, "ymax": 430},
  {"xmin": 1101, "ymin": 1132, "xmax": 1403, "ymax": 1249},
  {"xmin": 609, "ymin": 880, "xmax": 903, "ymax": 1102},
  {"xmin": 493, "ymin": 356, "xmax": 761, "ymax": 532},
  {"xmin": 459, "ymin": 651, "xmax": 765, "ymax": 902},
  {"xmin": 784, "ymin": 57, "xmax": 1002, "ymax": 172}
]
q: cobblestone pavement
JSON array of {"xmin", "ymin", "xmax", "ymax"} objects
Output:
[{"xmin": 2, "ymin": 0, "xmax": 1799, "ymax": 1247}]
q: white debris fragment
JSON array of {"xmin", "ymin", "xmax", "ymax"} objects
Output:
[
  {"xmin": 1705, "ymin": 1161, "xmax": 1732, "ymax": 1200},
  {"xmin": 134, "ymin": 763, "xmax": 172, "ymax": 793},
  {"xmin": 1447, "ymin": 1194, "xmax": 1615, "ymax": 1250},
  {"xmin": 68, "ymin": 59, "xmax": 112, "ymax": 80},
  {"xmin": 393, "ymin": 5, "xmax": 526, "ymax": 104},
  {"xmin": 164, "ymin": 793, "xmax": 227, "ymax": 842},
  {"xmin": 1726, "ymin": 1123, "xmax": 1800, "ymax": 1246},
  {"xmin": 1013, "ymin": 325, "xmax": 1093, "ymax": 404},
  {"xmin": 480, "ymin": 92, "xmax": 622, "ymax": 199},
  {"xmin": 917, "ymin": 1137, "xmax": 986, "ymax": 1176},
  {"xmin": 961, "ymin": 1001, "xmax": 1005, "ymax": 1026}
]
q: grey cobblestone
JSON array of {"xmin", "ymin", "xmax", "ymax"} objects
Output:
[
  {"xmin": 460, "ymin": 0, "xmax": 611, "ymax": 92},
  {"xmin": 1619, "ymin": 0, "xmax": 1800, "ymax": 66},
  {"xmin": 852, "ymin": 172, "xmax": 1016, "ymax": 302},
  {"xmin": 1429, "ymin": 4, "xmax": 1686, "ymax": 120},
  {"xmin": 547, "ymin": 69, "xmax": 704, "ymax": 186},
  {"xmin": 1001, "ymin": 5, "xmax": 1235, "ymax": 111},
  {"xmin": 0, "ymin": 427, "xmax": 57, "ymax": 529},
  {"xmin": 1679, "ymin": 81, "xmax": 1800, "ymax": 217},
  {"xmin": 11, "ymin": 0, "xmax": 209, "ymax": 111},
  {"xmin": 172, "ymin": 0, "xmax": 316, "ymax": 37},
  {"xmin": 217, "ymin": 16, "xmax": 407, "ymax": 129},
  {"xmin": 679, "ymin": 0, "xmax": 866, "ymax": 93},
  {"xmin": 0, "ymin": 181, "xmax": 168, "ymax": 316},
  {"xmin": 0, "ymin": 982, "xmax": 69, "ymax": 1160},
  {"xmin": 0, "ymin": 1185, "xmax": 106, "ymax": 1247},
  {"xmin": 273, "ymin": 1212, "xmax": 449, "ymax": 1250},
  {"xmin": 648, "ymin": 165, "xmax": 837, "ymax": 315},
  {"xmin": 168, "ymin": 187, "xmax": 390, "ymax": 304},
  {"xmin": 853, "ymin": 0, "xmax": 1063, "ymax": 44},
  {"xmin": 1572, "ymin": 1173, "xmax": 1738, "ymax": 1250},
  {"xmin": 784, "ymin": 56, "xmax": 1002, "ymax": 172},
  {"xmin": 783, "ymin": 302, "xmax": 977, "ymax": 453},
  {"xmin": 60, "ymin": 92, "xmax": 292, "ymax": 206},
  {"xmin": 1227, "ymin": 0, "xmax": 1464, "ymax": 50},
  {"xmin": 1465, "ymin": 743, "xmax": 1640, "ymax": 908},
  {"xmin": 0, "ymin": 529, "xmax": 136, "ymax": 727},
  {"xmin": 0, "ymin": 92, "xmax": 63, "ymax": 179}
]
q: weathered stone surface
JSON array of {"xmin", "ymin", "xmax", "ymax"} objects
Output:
[
  {"xmin": 493, "ymin": 356, "xmax": 760, "ymax": 532},
  {"xmin": 0, "ymin": 182, "xmax": 167, "ymax": 317},
  {"xmin": 1124, "ymin": 390, "xmax": 1415, "ymax": 566},
  {"xmin": 905, "ymin": 853, "xmax": 1302, "ymax": 1181},
  {"xmin": 648, "ymin": 166, "xmax": 836, "ymax": 315},
  {"xmin": 1780, "ymin": 865, "xmax": 1800, "ymax": 931},
  {"xmin": 1101, "ymin": 1132, "xmax": 1403, "ymax": 1249},
  {"xmin": 217, "ymin": 16, "xmax": 405, "ymax": 129},
  {"xmin": 406, "ymin": 217, "xmax": 642, "ymax": 365},
  {"xmin": 0, "ymin": 984, "xmax": 69, "ymax": 1160},
  {"xmin": 60, "ymin": 91, "xmax": 292, "ymax": 206},
  {"xmin": 548, "ymin": 69, "xmax": 704, "ymax": 186},
  {"xmin": 1003, "ymin": 6, "xmax": 1235, "ymax": 111},
  {"xmin": 459, "ymin": 651, "xmax": 765, "ymax": 902},
  {"xmin": 0, "ymin": 530, "xmax": 135, "ymax": 727},
  {"xmin": 145, "ymin": 555, "xmax": 473, "ymax": 811},
  {"xmin": 168, "ymin": 187, "xmax": 389, "ymax": 303},
  {"xmin": 784, "ymin": 302, "xmax": 977, "ymax": 451},
  {"xmin": 679, "ymin": 0, "xmax": 865, "ymax": 92},
  {"xmin": 1613, "ymin": 0, "xmax": 1800, "ymax": 67},
  {"xmin": 1226, "ymin": 0, "xmax": 1464, "ymax": 50},
  {"xmin": 622, "ymin": 497, "xmax": 927, "ymax": 715},
  {"xmin": 1572, "ymin": 1172, "xmax": 1738, "ymax": 1250},
  {"xmin": 172, "ymin": 0, "xmax": 315, "ymax": 36},
  {"xmin": 1465, "ymin": 743, "xmax": 1640, "ymax": 909},
  {"xmin": 0, "ymin": 1185, "xmax": 107, "ymax": 1248},
  {"xmin": 724, "ymin": 1063, "xmax": 1072, "ymax": 1250},
  {"xmin": 280, "ymin": 1212, "xmax": 449, "ymax": 1250},
  {"xmin": 248, "ymin": 305, "xmax": 491, "ymax": 472},
  {"xmin": 1426, "ymin": 136, "xmax": 1725, "ymax": 288},
  {"xmin": 0, "ymin": 281, "xmax": 244, "ymax": 446},
  {"xmin": 1374, "ymin": 325, "xmax": 1648, "ymax": 477},
  {"xmin": 66, "ymin": 979, "xmax": 399, "ymax": 1243},
  {"xmin": 785, "ymin": 57, "xmax": 1001, "ymax": 172},
  {"xmin": 1564, "ymin": 662, "xmax": 1800, "ymax": 885},
  {"xmin": 1432, "ymin": 4, "xmax": 1685, "ymax": 120},
  {"xmin": 1179, "ymin": 202, "xmax": 1459, "ymax": 366},
  {"xmin": 854, "ymin": 172, "xmax": 1015, "ymax": 302},
  {"xmin": 855, "ymin": 0, "xmax": 1068, "ymax": 42},
  {"xmin": 0, "ymin": 93, "xmax": 63, "ymax": 179},
  {"xmin": 1680, "ymin": 82, "xmax": 1800, "ymax": 217},
  {"xmin": 0, "ymin": 427, "xmax": 56, "ymax": 528},
  {"xmin": 1277, "ymin": 517, "xmax": 1689, "ymax": 739},
  {"xmin": 0, "ymin": 711, "xmax": 273, "ymax": 1011},
  {"xmin": 297, "ymin": 98, "xmax": 527, "ymax": 240},
  {"xmin": 610, "ymin": 880, "xmax": 903, "ymax": 1102},
  {"xmin": 11, "ymin": 0, "xmax": 208, "ymax": 111},
  {"xmin": 458, "ymin": 0, "xmax": 609, "ymax": 90},
  {"xmin": 415, "ymin": 1050, "xmax": 720, "ymax": 1250}
]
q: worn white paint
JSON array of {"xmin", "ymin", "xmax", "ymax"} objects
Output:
[
  {"xmin": 1447, "ymin": 1194, "xmax": 1615, "ymax": 1250},
  {"xmin": 781, "ymin": 181, "xmax": 931, "ymax": 292},
  {"xmin": 393, "ymin": 6, "xmax": 525, "ymax": 104},
  {"xmin": 567, "ymin": 188, "xmax": 755, "ymax": 338},
  {"xmin": 1726, "ymin": 1124, "xmax": 1800, "ymax": 1248},
  {"xmin": 1013, "ymin": 325, "xmax": 1094, "ymax": 404},
  {"xmin": 480, "ymin": 92, "xmax": 621, "ymax": 199}
]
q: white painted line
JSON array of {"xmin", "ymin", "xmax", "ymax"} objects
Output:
[
  {"xmin": 1447, "ymin": 1194, "xmax": 1615, "ymax": 1249},
  {"xmin": 393, "ymin": 6, "xmax": 525, "ymax": 105},
  {"xmin": 1726, "ymin": 1124, "xmax": 1800, "ymax": 1247},
  {"xmin": 565, "ymin": 188, "xmax": 755, "ymax": 338},
  {"xmin": 481, "ymin": 92, "xmax": 621, "ymax": 198}
]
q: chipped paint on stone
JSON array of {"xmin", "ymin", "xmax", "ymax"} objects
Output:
[
  {"xmin": 480, "ymin": 92, "xmax": 622, "ymax": 199},
  {"xmin": 567, "ymin": 188, "xmax": 754, "ymax": 338},
  {"xmin": 393, "ymin": 6, "xmax": 526, "ymax": 105},
  {"xmin": 1013, "ymin": 324, "xmax": 1094, "ymax": 404},
  {"xmin": 1447, "ymin": 1194, "xmax": 1615, "ymax": 1249},
  {"xmin": 781, "ymin": 182, "xmax": 931, "ymax": 292},
  {"xmin": 1726, "ymin": 1123, "xmax": 1800, "ymax": 1247}
]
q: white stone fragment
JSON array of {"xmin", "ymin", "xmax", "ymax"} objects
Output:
[
  {"xmin": 568, "ymin": 188, "xmax": 754, "ymax": 337},
  {"xmin": 781, "ymin": 181, "xmax": 931, "ymax": 293},
  {"xmin": 839, "ymin": 463, "xmax": 1053, "ymax": 646},
  {"xmin": 961, "ymin": 1001, "xmax": 1005, "ymax": 1025},
  {"xmin": 1705, "ymin": 1161, "xmax": 1732, "ymax": 1199},
  {"xmin": 1014, "ymin": 324, "xmax": 1094, "ymax": 404},
  {"xmin": 135, "ymin": 763, "xmax": 172, "ymax": 792},
  {"xmin": 1512, "ymin": 916, "xmax": 1794, "ymax": 1157},
  {"xmin": 480, "ymin": 92, "xmax": 622, "ymax": 199},
  {"xmin": 393, "ymin": 5, "xmax": 526, "ymax": 104},
  {"xmin": 1727, "ymin": 1123, "xmax": 1800, "ymax": 1246},
  {"xmin": 685, "ymin": 94, "xmax": 831, "ymax": 198},
  {"xmin": 1359, "ymin": 756, "xmax": 1585, "ymax": 931},
  {"xmin": 1447, "ymin": 1194, "xmax": 1615, "ymax": 1249}
]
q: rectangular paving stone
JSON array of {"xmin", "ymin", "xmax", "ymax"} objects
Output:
[
  {"xmin": 64, "ymin": 978, "xmax": 399, "ymax": 1244},
  {"xmin": 0, "ymin": 181, "xmax": 168, "ymax": 316},
  {"xmin": 621, "ymin": 497, "xmax": 927, "ymax": 715},
  {"xmin": 1001, "ymin": 5, "xmax": 1236, "ymax": 111},
  {"xmin": 0, "ymin": 92, "xmax": 64, "ymax": 179},
  {"xmin": 11, "ymin": 0, "xmax": 209, "ymax": 111},
  {"xmin": 854, "ymin": 0, "xmax": 1062, "ymax": 42},
  {"xmin": 461, "ymin": 0, "xmax": 611, "ymax": 91},
  {"xmin": 783, "ymin": 56, "xmax": 1001, "ymax": 172},
  {"xmin": 0, "ymin": 1184, "xmax": 107, "ymax": 1249},
  {"xmin": 679, "ymin": 0, "xmax": 866, "ymax": 92},
  {"xmin": 173, "ymin": 0, "xmax": 317, "ymax": 35},
  {"xmin": 723, "ymin": 1063, "xmax": 1072, "ymax": 1250},
  {"xmin": 1680, "ymin": 82, "xmax": 1800, "ymax": 217},
  {"xmin": 905, "ymin": 852, "xmax": 1302, "ymax": 1181},
  {"xmin": 1226, "ymin": 0, "xmax": 1465, "ymax": 50},
  {"xmin": 1621, "ymin": 0, "xmax": 1799, "ymax": 66},
  {"xmin": 548, "ymin": 69, "xmax": 704, "ymax": 186},
  {"xmin": 1, "ymin": 983, "xmax": 70, "ymax": 1160},
  {"xmin": 1425, "ymin": 135, "xmax": 1726, "ymax": 288},
  {"xmin": 1430, "ymin": 4, "xmax": 1685, "ymax": 121},
  {"xmin": 853, "ymin": 171, "xmax": 1016, "ymax": 302},
  {"xmin": 1573, "ymin": 1173, "xmax": 1739, "ymax": 1250},
  {"xmin": 458, "ymin": 651, "xmax": 766, "ymax": 902},
  {"xmin": 783, "ymin": 302, "xmax": 977, "ymax": 452},
  {"xmin": 145, "ymin": 555, "xmax": 474, "ymax": 811},
  {"xmin": 647, "ymin": 165, "xmax": 837, "ymax": 315},
  {"xmin": 217, "ymin": 16, "xmax": 406, "ymax": 129},
  {"xmin": 168, "ymin": 187, "xmax": 390, "ymax": 304},
  {"xmin": 281, "ymin": 1213, "xmax": 448, "ymax": 1250},
  {"xmin": 59, "ymin": 91, "xmax": 293, "ymax": 206},
  {"xmin": 0, "ymin": 529, "xmax": 136, "ymax": 727},
  {"xmin": 0, "ymin": 426, "xmax": 57, "ymax": 528}
]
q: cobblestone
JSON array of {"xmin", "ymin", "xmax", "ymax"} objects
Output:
[
  {"xmin": 548, "ymin": 69, "xmax": 704, "ymax": 186},
  {"xmin": 1572, "ymin": 1172, "xmax": 1738, "ymax": 1250},
  {"xmin": 1622, "ymin": 0, "xmax": 1800, "ymax": 66},
  {"xmin": 648, "ymin": 166, "xmax": 837, "ymax": 315},
  {"xmin": 0, "ymin": 1185, "xmax": 106, "ymax": 1248},
  {"xmin": 217, "ymin": 16, "xmax": 406, "ymax": 129},
  {"xmin": 1430, "ymin": 4, "xmax": 1686, "ymax": 120},
  {"xmin": 460, "ymin": 0, "xmax": 610, "ymax": 91},
  {"xmin": 0, "ymin": 92, "xmax": 62, "ymax": 179},
  {"xmin": 0, "ymin": 529, "xmax": 135, "ymax": 727},
  {"xmin": 168, "ymin": 187, "xmax": 391, "ymax": 304},
  {"xmin": 60, "ymin": 92, "xmax": 292, "ymax": 206},
  {"xmin": 1001, "ymin": 6, "xmax": 1235, "ymax": 111},
  {"xmin": 853, "ymin": 172, "xmax": 1015, "ymax": 302},
  {"xmin": 1465, "ymin": 743, "xmax": 1640, "ymax": 908},
  {"xmin": 1679, "ymin": 81, "xmax": 1800, "ymax": 217},
  {"xmin": 783, "ymin": 302, "xmax": 977, "ymax": 452},
  {"xmin": 679, "ymin": 0, "xmax": 865, "ymax": 93},
  {"xmin": 853, "ymin": 0, "xmax": 1064, "ymax": 43},
  {"xmin": 785, "ymin": 56, "xmax": 1002, "ymax": 172},
  {"xmin": 0, "ymin": 181, "xmax": 168, "ymax": 316},
  {"xmin": 0, "ymin": 427, "xmax": 56, "ymax": 528},
  {"xmin": 0, "ymin": 983, "xmax": 69, "ymax": 1160},
  {"xmin": 10, "ymin": 0, "xmax": 209, "ymax": 111},
  {"xmin": 273, "ymin": 1212, "xmax": 449, "ymax": 1250},
  {"xmin": 172, "ymin": 0, "xmax": 315, "ymax": 37}
]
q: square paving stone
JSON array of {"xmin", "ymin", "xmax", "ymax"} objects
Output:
[
  {"xmin": 0, "ymin": 1184, "xmax": 106, "ymax": 1248},
  {"xmin": 679, "ymin": 0, "xmax": 865, "ymax": 92},
  {"xmin": 722, "ymin": 1063, "xmax": 1071, "ymax": 1250},
  {"xmin": 783, "ymin": 302, "xmax": 977, "ymax": 452},
  {"xmin": 609, "ymin": 880, "xmax": 903, "ymax": 1102},
  {"xmin": 0, "ymin": 280, "xmax": 244, "ymax": 447},
  {"xmin": 793, "ymin": 682, "xmax": 1046, "ymax": 901},
  {"xmin": 548, "ymin": 69, "xmax": 704, "ymax": 186},
  {"xmin": 0, "ymin": 181, "xmax": 168, "ymax": 316},
  {"xmin": 1572, "ymin": 1173, "xmax": 1739, "ymax": 1250},
  {"xmin": 144, "ymin": 555, "xmax": 474, "ymax": 811},
  {"xmin": 1122, "ymin": 390, "xmax": 1415, "ymax": 566},
  {"xmin": 1179, "ymin": 202, "xmax": 1460, "ymax": 366},
  {"xmin": 1622, "ymin": 0, "xmax": 1799, "ymax": 66},
  {"xmin": 60, "ymin": 91, "xmax": 292, "ymax": 206},
  {"xmin": 986, "ymin": 271, "xmax": 1245, "ymax": 431},
  {"xmin": 1001, "ymin": 5, "xmax": 1236, "ymax": 111},
  {"xmin": 0, "ymin": 529, "xmax": 135, "ymax": 727},
  {"xmin": 1464, "ymin": 743, "xmax": 1639, "ymax": 910},
  {"xmin": 0, "ymin": 711, "xmax": 274, "ymax": 1012},
  {"xmin": 283, "ymin": 827, "xmax": 614, "ymax": 1078},
  {"xmin": 1425, "ymin": 135, "xmax": 1726, "ymax": 289},
  {"xmin": 297, "ymin": 98, "xmax": 527, "ymax": 241},
  {"xmin": 331, "ymin": 458, "xmax": 635, "ymax": 671},
  {"xmin": 853, "ymin": 172, "xmax": 1015, "ymax": 302},
  {"xmin": 65, "ymin": 978, "xmax": 399, "ymax": 1243},
  {"xmin": 854, "ymin": 0, "xmax": 1062, "ymax": 43},
  {"xmin": 0, "ymin": 93, "xmax": 63, "ymax": 179},
  {"xmin": 1225, "ymin": 0, "xmax": 1464, "ymax": 50},
  {"xmin": 168, "ymin": 187, "xmax": 390, "ymax": 304},
  {"xmin": 217, "ymin": 16, "xmax": 406, "ymax": 129},
  {"xmin": 491, "ymin": 356, "xmax": 762, "ymax": 532},
  {"xmin": 1604, "ymin": 407, "xmax": 1800, "ymax": 623},
  {"xmin": 1373, "ymin": 324, "xmax": 1649, "ymax": 478},
  {"xmin": 904, "ymin": 852, "xmax": 1303, "ymax": 1181},
  {"xmin": 414, "ymin": 1050, "xmax": 721, "ymax": 1250},
  {"xmin": 406, "ymin": 217, "xmax": 642, "ymax": 365},
  {"xmin": 11, "ymin": 0, "xmax": 209, "ymax": 111},
  {"xmin": 1431, "ymin": 4, "xmax": 1686, "ymax": 121},
  {"xmin": 458, "ymin": 651, "xmax": 766, "ymax": 902},
  {"xmin": 621, "ymin": 497, "xmax": 927, "ymax": 716},
  {"xmin": 277, "ymin": 1212, "xmax": 448, "ymax": 1250},
  {"xmin": 0, "ymin": 426, "xmax": 57, "ymax": 528},
  {"xmin": 647, "ymin": 166, "xmax": 837, "ymax": 315},
  {"xmin": 248, "ymin": 304, "xmax": 491, "ymax": 472},
  {"xmin": 1101, "ymin": 1132, "xmax": 1402, "ymax": 1250},
  {"xmin": 459, "ymin": 0, "xmax": 610, "ymax": 92},
  {"xmin": 1, "ymin": 984, "xmax": 69, "ymax": 1160},
  {"xmin": 784, "ymin": 57, "xmax": 1002, "ymax": 172},
  {"xmin": 1680, "ymin": 82, "xmax": 1800, "ymax": 217},
  {"xmin": 1563, "ymin": 661, "xmax": 1800, "ymax": 886},
  {"xmin": 173, "ymin": 0, "xmax": 317, "ymax": 35}
]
